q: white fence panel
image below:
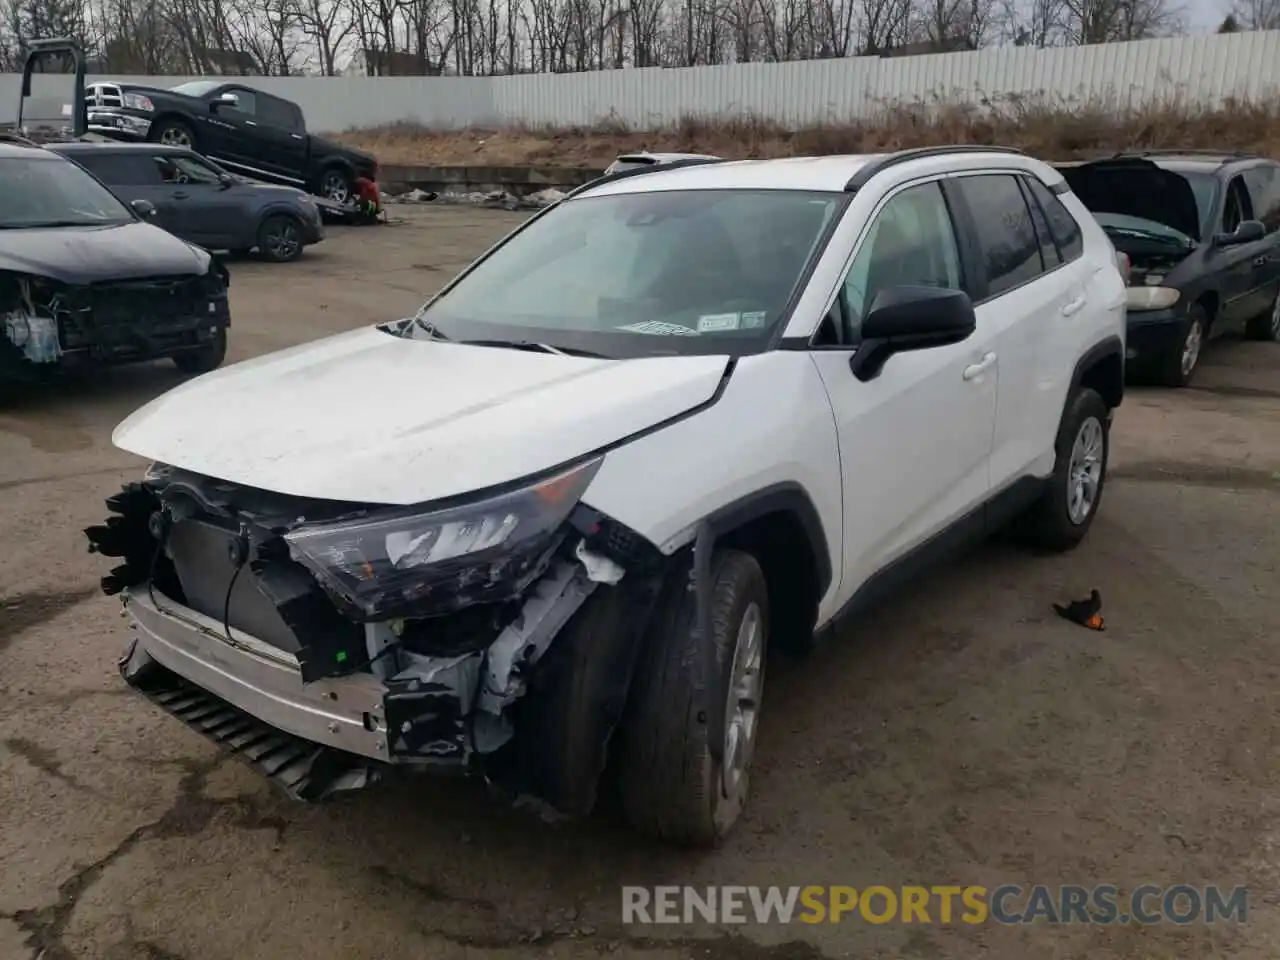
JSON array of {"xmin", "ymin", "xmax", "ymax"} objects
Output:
[{"xmin": 3, "ymin": 31, "xmax": 1280, "ymax": 133}]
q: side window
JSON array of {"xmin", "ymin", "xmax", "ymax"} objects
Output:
[
  {"xmin": 76, "ymin": 153, "xmax": 161, "ymax": 186},
  {"xmin": 223, "ymin": 88, "xmax": 256, "ymax": 118},
  {"xmin": 839, "ymin": 181, "xmax": 962, "ymax": 339},
  {"xmin": 257, "ymin": 95, "xmax": 299, "ymax": 131},
  {"xmin": 953, "ymin": 174, "xmax": 1044, "ymax": 299},
  {"xmin": 1223, "ymin": 176, "xmax": 1252, "ymax": 233},
  {"xmin": 1243, "ymin": 165, "xmax": 1280, "ymax": 234},
  {"xmin": 156, "ymin": 153, "xmax": 223, "ymax": 185},
  {"xmin": 1024, "ymin": 176, "xmax": 1083, "ymax": 263},
  {"xmin": 1018, "ymin": 176, "xmax": 1062, "ymax": 269}
]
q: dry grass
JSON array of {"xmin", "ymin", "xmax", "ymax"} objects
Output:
[{"xmin": 331, "ymin": 92, "xmax": 1280, "ymax": 169}]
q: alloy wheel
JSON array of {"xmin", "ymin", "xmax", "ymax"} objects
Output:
[
  {"xmin": 1067, "ymin": 416, "xmax": 1104, "ymax": 525},
  {"xmin": 1181, "ymin": 318, "xmax": 1204, "ymax": 377},
  {"xmin": 721, "ymin": 601, "xmax": 764, "ymax": 804},
  {"xmin": 264, "ymin": 221, "xmax": 300, "ymax": 261},
  {"xmin": 160, "ymin": 127, "xmax": 192, "ymax": 147}
]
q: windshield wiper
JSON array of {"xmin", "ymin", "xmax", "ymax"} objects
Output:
[{"xmin": 462, "ymin": 339, "xmax": 608, "ymax": 358}]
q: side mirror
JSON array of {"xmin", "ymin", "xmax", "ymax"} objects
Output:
[
  {"xmin": 210, "ymin": 92, "xmax": 239, "ymax": 112},
  {"xmin": 130, "ymin": 198, "xmax": 157, "ymax": 219},
  {"xmin": 850, "ymin": 285, "xmax": 976, "ymax": 382},
  {"xmin": 217, "ymin": 173, "xmax": 234, "ymax": 189},
  {"xmin": 1214, "ymin": 219, "xmax": 1265, "ymax": 247}
]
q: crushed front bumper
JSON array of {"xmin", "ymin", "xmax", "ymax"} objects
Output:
[{"xmin": 122, "ymin": 589, "xmax": 390, "ymax": 762}]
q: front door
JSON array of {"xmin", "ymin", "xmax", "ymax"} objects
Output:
[
  {"xmin": 1213, "ymin": 175, "xmax": 1265, "ymax": 328},
  {"xmin": 157, "ymin": 152, "xmax": 245, "ymax": 249},
  {"xmin": 807, "ymin": 178, "xmax": 998, "ymax": 594}
]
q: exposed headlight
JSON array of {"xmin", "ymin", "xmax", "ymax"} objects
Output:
[
  {"xmin": 123, "ymin": 93, "xmax": 155, "ymax": 112},
  {"xmin": 283, "ymin": 458, "xmax": 602, "ymax": 620},
  {"xmin": 1127, "ymin": 286, "xmax": 1180, "ymax": 311}
]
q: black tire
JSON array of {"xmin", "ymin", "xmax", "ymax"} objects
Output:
[
  {"xmin": 617, "ymin": 549, "xmax": 769, "ymax": 847},
  {"xmin": 173, "ymin": 329, "xmax": 226, "ymax": 375},
  {"xmin": 1154, "ymin": 304, "xmax": 1208, "ymax": 387},
  {"xmin": 150, "ymin": 118, "xmax": 197, "ymax": 149},
  {"xmin": 1013, "ymin": 387, "xmax": 1110, "ymax": 552},
  {"xmin": 1245, "ymin": 290, "xmax": 1280, "ymax": 341},
  {"xmin": 256, "ymin": 215, "xmax": 305, "ymax": 263},
  {"xmin": 318, "ymin": 167, "xmax": 353, "ymax": 204}
]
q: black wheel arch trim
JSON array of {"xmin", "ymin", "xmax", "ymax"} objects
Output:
[
  {"xmin": 691, "ymin": 481, "xmax": 833, "ymax": 768},
  {"xmin": 1069, "ymin": 334, "xmax": 1125, "ymax": 410}
]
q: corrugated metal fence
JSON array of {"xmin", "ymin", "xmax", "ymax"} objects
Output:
[{"xmin": 5, "ymin": 30, "xmax": 1280, "ymax": 133}]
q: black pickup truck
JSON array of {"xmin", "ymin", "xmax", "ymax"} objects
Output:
[{"xmin": 85, "ymin": 80, "xmax": 378, "ymax": 203}]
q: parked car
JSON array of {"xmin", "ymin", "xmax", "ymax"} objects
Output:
[
  {"xmin": 603, "ymin": 151, "xmax": 722, "ymax": 175},
  {"xmin": 49, "ymin": 142, "xmax": 324, "ymax": 263},
  {"xmin": 86, "ymin": 146, "xmax": 1125, "ymax": 847},
  {"xmin": 1056, "ymin": 151, "xmax": 1280, "ymax": 386},
  {"xmin": 1, "ymin": 139, "xmax": 230, "ymax": 383},
  {"xmin": 84, "ymin": 80, "xmax": 378, "ymax": 204}
]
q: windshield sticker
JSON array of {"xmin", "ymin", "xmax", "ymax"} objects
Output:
[
  {"xmin": 618, "ymin": 320, "xmax": 701, "ymax": 336},
  {"xmin": 741, "ymin": 311, "xmax": 768, "ymax": 329},
  {"xmin": 697, "ymin": 312, "xmax": 741, "ymax": 333}
]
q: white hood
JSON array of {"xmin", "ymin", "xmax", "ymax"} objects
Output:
[{"xmin": 113, "ymin": 326, "xmax": 730, "ymax": 505}]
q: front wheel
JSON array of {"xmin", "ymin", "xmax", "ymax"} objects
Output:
[
  {"xmin": 1012, "ymin": 386, "xmax": 1110, "ymax": 552},
  {"xmin": 173, "ymin": 329, "xmax": 226, "ymax": 375},
  {"xmin": 1154, "ymin": 305, "xmax": 1208, "ymax": 387},
  {"xmin": 150, "ymin": 119, "xmax": 196, "ymax": 149},
  {"xmin": 617, "ymin": 549, "xmax": 769, "ymax": 847}
]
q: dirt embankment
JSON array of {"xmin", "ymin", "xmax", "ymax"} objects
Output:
[{"xmin": 331, "ymin": 95, "xmax": 1280, "ymax": 168}]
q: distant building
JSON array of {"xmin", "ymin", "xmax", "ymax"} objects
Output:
[
  {"xmin": 879, "ymin": 37, "xmax": 975, "ymax": 57},
  {"xmin": 359, "ymin": 49, "xmax": 433, "ymax": 76}
]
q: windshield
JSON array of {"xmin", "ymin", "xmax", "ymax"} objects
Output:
[
  {"xmin": 0, "ymin": 156, "xmax": 134, "ymax": 228},
  {"xmin": 1180, "ymin": 172, "xmax": 1218, "ymax": 236},
  {"xmin": 409, "ymin": 189, "xmax": 847, "ymax": 358},
  {"xmin": 170, "ymin": 80, "xmax": 222, "ymax": 98},
  {"xmin": 1095, "ymin": 212, "xmax": 1195, "ymax": 247}
]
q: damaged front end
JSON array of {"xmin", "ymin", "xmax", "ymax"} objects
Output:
[
  {"xmin": 1, "ymin": 268, "xmax": 229, "ymax": 378},
  {"xmin": 85, "ymin": 460, "xmax": 667, "ymax": 813}
]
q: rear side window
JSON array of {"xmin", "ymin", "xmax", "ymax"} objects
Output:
[
  {"xmin": 1024, "ymin": 176, "xmax": 1084, "ymax": 262},
  {"xmin": 1243, "ymin": 165, "xmax": 1280, "ymax": 234},
  {"xmin": 73, "ymin": 152, "xmax": 160, "ymax": 186},
  {"xmin": 953, "ymin": 174, "xmax": 1044, "ymax": 298},
  {"xmin": 1018, "ymin": 176, "xmax": 1062, "ymax": 269},
  {"xmin": 258, "ymin": 94, "xmax": 301, "ymax": 132}
]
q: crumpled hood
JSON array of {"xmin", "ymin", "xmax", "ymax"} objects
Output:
[
  {"xmin": 113, "ymin": 325, "xmax": 731, "ymax": 505},
  {"xmin": 0, "ymin": 221, "xmax": 210, "ymax": 283}
]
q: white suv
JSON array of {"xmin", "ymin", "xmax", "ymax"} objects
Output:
[{"xmin": 87, "ymin": 146, "xmax": 1126, "ymax": 847}]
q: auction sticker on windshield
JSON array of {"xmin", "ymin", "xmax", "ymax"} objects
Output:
[
  {"xmin": 618, "ymin": 321, "xmax": 701, "ymax": 336},
  {"xmin": 697, "ymin": 313, "xmax": 741, "ymax": 332}
]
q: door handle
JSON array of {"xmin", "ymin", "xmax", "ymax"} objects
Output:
[
  {"xmin": 1255, "ymin": 255, "xmax": 1267, "ymax": 267},
  {"xmin": 963, "ymin": 352, "xmax": 996, "ymax": 381},
  {"xmin": 172, "ymin": 191, "xmax": 189, "ymax": 199},
  {"xmin": 244, "ymin": 119, "xmax": 257, "ymax": 126},
  {"xmin": 1061, "ymin": 295, "xmax": 1087, "ymax": 317},
  {"xmin": 290, "ymin": 133, "xmax": 304, "ymax": 140}
]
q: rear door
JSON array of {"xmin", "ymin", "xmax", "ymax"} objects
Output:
[
  {"xmin": 161, "ymin": 152, "xmax": 247, "ymax": 249},
  {"xmin": 1242, "ymin": 162, "xmax": 1280, "ymax": 317},
  {"xmin": 945, "ymin": 171, "xmax": 1079, "ymax": 489},
  {"xmin": 251, "ymin": 94, "xmax": 310, "ymax": 186}
]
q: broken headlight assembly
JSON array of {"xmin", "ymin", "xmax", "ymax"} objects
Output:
[{"xmin": 283, "ymin": 458, "xmax": 603, "ymax": 621}]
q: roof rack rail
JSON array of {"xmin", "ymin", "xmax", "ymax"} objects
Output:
[
  {"xmin": 564, "ymin": 156, "xmax": 728, "ymax": 199},
  {"xmin": 843, "ymin": 145, "xmax": 1025, "ymax": 192},
  {"xmin": 1110, "ymin": 148, "xmax": 1257, "ymax": 160}
]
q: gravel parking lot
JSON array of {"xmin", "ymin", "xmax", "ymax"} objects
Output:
[{"xmin": 2, "ymin": 206, "xmax": 1279, "ymax": 960}]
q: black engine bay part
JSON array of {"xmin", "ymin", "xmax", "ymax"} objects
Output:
[
  {"xmin": 86, "ymin": 465, "xmax": 674, "ymax": 817},
  {"xmin": 1, "ymin": 269, "xmax": 229, "ymax": 377}
]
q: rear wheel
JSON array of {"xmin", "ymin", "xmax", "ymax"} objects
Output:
[
  {"xmin": 1012, "ymin": 386, "xmax": 1110, "ymax": 552},
  {"xmin": 617, "ymin": 549, "xmax": 768, "ymax": 847},
  {"xmin": 256, "ymin": 215, "xmax": 304, "ymax": 263},
  {"xmin": 319, "ymin": 167, "xmax": 353, "ymax": 204},
  {"xmin": 1154, "ymin": 305, "xmax": 1207, "ymax": 387},
  {"xmin": 1245, "ymin": 290, "xmax": 1280, "ymax": 341},
  {"xmin": 173, "ymin": 329, "xmax": 226, "ymax": 375}
]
